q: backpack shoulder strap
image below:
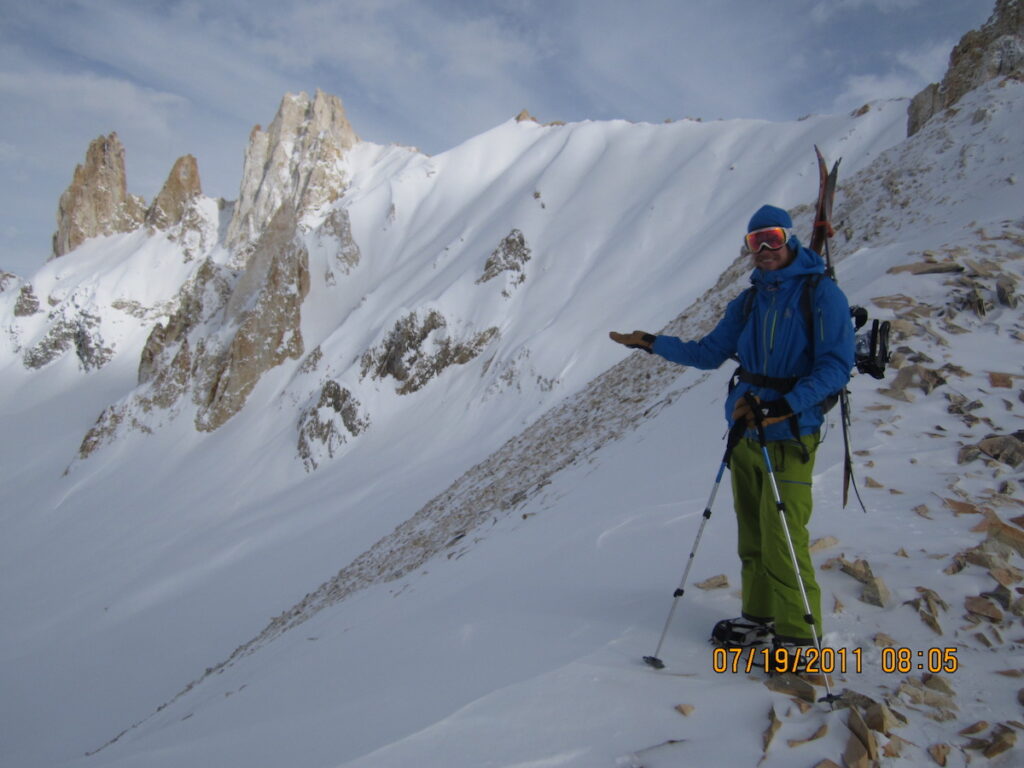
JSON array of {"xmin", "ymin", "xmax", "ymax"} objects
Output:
[
  {"xmin": 729, "ymin": 286, "xmax": 757, "ymax": 366},
  {"xmin": 741, "ymin": 285, "xmax": 757, "ymax": 320},
  {"xmin": 800, "ymin": 273, "xmax": 826, "ymax": 354}
]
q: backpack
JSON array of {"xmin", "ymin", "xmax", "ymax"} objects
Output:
[
  {"xmin": 732, "ymin": 272, "xmax": 891, "ymax": 511},
  {"xmin": 733, "ymin": 273, "xmax": 890, "ymax": 404}
]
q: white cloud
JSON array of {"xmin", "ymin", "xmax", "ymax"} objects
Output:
[
  {"xmin": 558, "ymin": 2, "xmax": 818, "ymax": 123},
  {"xmin": 239, "ymin": 2, "xmax": 415, "ymax": 73},
  {"xmin": 810, "ymin": 0, "xmax": 924, "ymax": 24},
  {"xmin": 896, "ymin": 40, "xmax": 956, "ymax": 83},
  {"xmin": 831, "ymin": 71, "xmax": 919, "ymax": 112},
  {"xmin": 829, "ymin": 37, "xmax": 956, "ymax": 112},
  {"xmin": 5, "ymin": 1, "xmax": 293, "ymax": 124},
  {"xmin": 0, "ymin": 70, "xmax": 185, "ymax": 139}
]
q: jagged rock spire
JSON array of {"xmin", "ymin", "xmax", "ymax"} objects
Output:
[
  {"xmin": 145, "ymin": 154, "xmax": 202, "ymax": 230},
  {"xmin": 908, "ymin": 0, "xmax": 1024, "ymax": 135},
  {"xmin": 225, "ymin": 89, "xmax": 359, "ymax": 256},
  {"xmin": 52, "ymin": 132, "xmax": 146, "ymax": 258}
]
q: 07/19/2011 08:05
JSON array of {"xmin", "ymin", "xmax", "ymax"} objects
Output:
[{"xmin": 711, "ymin": 647, "xmax": 960, "ymax": 675}]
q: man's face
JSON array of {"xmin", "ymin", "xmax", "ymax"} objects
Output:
[
  {"xmin": 752, "ymin": 243, "xmax": 794, "ymax": 272},
  {"xmin": 745, "ymin": 226, "xmax": 795, "ymax": 272}
]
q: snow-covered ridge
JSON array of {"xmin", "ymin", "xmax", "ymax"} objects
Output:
[{"xmin": 3, "ymin": 93, "xmax": 908, "ymax": 475}]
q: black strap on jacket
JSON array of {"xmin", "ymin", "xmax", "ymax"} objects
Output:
[{"xmin": 731, "ymin": 368, "xmax": 798, "ymax": 394}]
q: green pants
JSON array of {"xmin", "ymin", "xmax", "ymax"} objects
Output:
[{"xmin": 730, "ymin": 434, "xmax": 821, "ymax": 642}]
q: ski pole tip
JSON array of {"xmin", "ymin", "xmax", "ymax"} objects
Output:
[
  {"xmin": 818, "ymin": 692, "xmax": 845, "ymax": 708},
  {"xmin": 643, "ymin": 655, "xmax": 665, "ymax": 670}
]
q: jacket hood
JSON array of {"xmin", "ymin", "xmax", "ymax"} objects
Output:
[{"xmin": 750, "ymin": 241, "xmax": 826, "ymax": 288}]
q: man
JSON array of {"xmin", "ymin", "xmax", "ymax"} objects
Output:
[{"xmin": 610, "ymin": 204, "xmax": 854, "ymax": 667}]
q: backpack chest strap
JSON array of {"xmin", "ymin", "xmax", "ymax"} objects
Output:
[{"xmin": 732, "ymin": 366, "xmax": 798, "ymax": 394}]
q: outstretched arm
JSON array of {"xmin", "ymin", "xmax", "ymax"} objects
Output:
[
  {"xmin": 608, "ymin": 330, "xmax": 657, "ymax": 353},
  {"xmin": 643, "ymin": 291, "xmax": 748, "ymax": 370}
]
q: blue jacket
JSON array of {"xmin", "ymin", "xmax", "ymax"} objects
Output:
[{"xmin": 651, "ymin": 243, "xmax": 855, "ymax": 441}]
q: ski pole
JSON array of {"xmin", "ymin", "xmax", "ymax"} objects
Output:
[
  {"xmin": 744, "ymin": 393, "xmax": 839, "ymax": 707},
  {"xmin": 643, "ymin": 419, "xmax": 747, "ymax": 670}
]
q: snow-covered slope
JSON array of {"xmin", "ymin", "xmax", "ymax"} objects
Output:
[{"xmin": 1, "ymin": 70, "xmax": 1023, "ymax": 768}]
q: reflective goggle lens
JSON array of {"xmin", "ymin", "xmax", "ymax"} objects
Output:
[{"xmin": 745, "ymin": 227, "xmax": 789, "ymax": 253}]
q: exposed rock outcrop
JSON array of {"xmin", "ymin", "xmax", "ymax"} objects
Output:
[
  {"xmin": 317, "ymin": 206, "xmax": 361, "ymax": 283},
  {"xmin": 13, "ymin": 284, "xmax": 41, "ymax": 317},
  {"xmin": 225, "ymin": 90, "xmax": 359, "ymax": 258},
  {"xmin": 144, "ymin": 154, "xmax": 217, "ymax": 262},
  {"xmin": 77, "ymin": 200, "xmax": 312, "ymax": 458},
  {"xmin": 195, "ymin": 201, "xmax": 311, "ymax": 431},
  {"xmin": 360, "ymin": 310, "xmax": 499, "ymax": 395},
  {"xmin": 136, "ymin": 257, "xmax": 233, "ymax": 401},
  {"xmin": 296, "ymin": 380, "xmax": 370, "ymax": 471},
  {"xmin": 908, "ymin": 0, "xmax": 1024, "ymax": 135},
  {"xmin": 52, "ymin": 132, "xmax": 146, "ymax": 258},
  {"xmin": 145, "ymin": 154, "xmax": 202, "ymax": 230},
  {"xmin": 23, "ymin": 305, "xmax": 113, "ymax": 372},
  {"xmin": 477, "ymin": 228, "xmax": 531, "ymax": 297},
  {"xmin": 76, "ymin": 259, "xmax": 232, "ymax": 460}
]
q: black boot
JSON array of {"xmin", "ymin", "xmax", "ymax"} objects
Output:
[{"xmin": 710, "ymin": 615, "xmax": 774, "ymax": 648}]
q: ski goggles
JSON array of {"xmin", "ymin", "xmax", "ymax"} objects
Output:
[{"xmin": 744, "ymin": 226, "xmax": 790, "ymax": 253}]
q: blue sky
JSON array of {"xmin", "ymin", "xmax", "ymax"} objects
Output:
[{"xmin": 0, "ymin": 0, "xmax": 995, "ymax": 277}]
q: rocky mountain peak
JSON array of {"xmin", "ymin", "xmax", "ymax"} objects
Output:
[
  {"xmin": 52, "ymin": 132, "xmax": 146, "ymax": 258},
  {"xmin": 908, "ymin": 0, "xmax": 1024, "ymax": 135},
  {"xmin": 225, "ymin": 89, "xmax": 359, "ymax": 257},
  {"xmin": 145, "ymin": 154, "xmax": 202, "ymax": 230}
]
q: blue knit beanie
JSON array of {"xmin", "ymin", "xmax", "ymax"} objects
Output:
[{"xmin": 747, "ymin": 204, "xmax": 793, "ymax": 232}]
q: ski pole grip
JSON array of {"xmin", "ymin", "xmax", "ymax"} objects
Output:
[{"xmin": 743, "ymin": 392, "xmax": 768, "ymax": 445}]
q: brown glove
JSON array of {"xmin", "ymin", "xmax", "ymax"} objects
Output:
[
  {"xmin": 731, "ymin": 395, "xmax": 793, "ymax": 427},
  {"xmin": 609, "ymin": 330, "xmax": 656, "ymax": 353}
]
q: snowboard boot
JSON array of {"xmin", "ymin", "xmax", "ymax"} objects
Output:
[{"xmin": 710, "ymin": 615, "xmax": 774, "ymax": 648}]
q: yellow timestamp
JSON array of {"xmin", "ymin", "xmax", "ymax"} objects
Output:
[
  {"xmin": 712, "ymin": 646, "xmax": 960, "ymax": 675},
  {"xmin": 713, "ymin": 646, "xmax": 863, "ymax": 674},
  {"xmin": 880, "ymin": 646, "xmax": 959, "ymax": 674}
]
